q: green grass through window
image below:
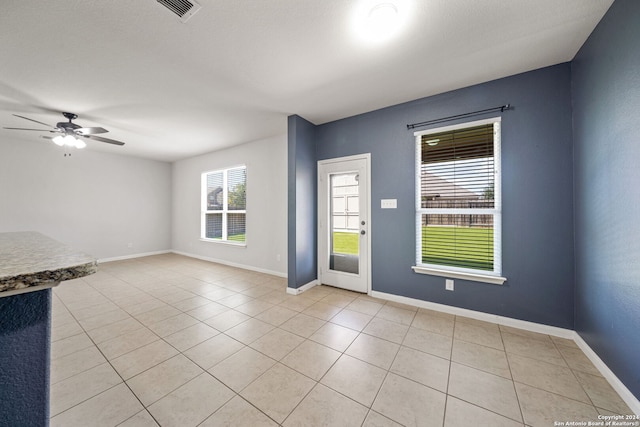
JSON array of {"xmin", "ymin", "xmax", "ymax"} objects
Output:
[
  {"xmin": 332, "ymin": 227, "xmax": 493, "ymax": 271},
  {"xmin": 210, "ymin": 233, "xmax": 245, "ymax": 243},
  {"xmin": 332, "ymin": 232, "xmax": 359, "ymax": 255},
  {"xmin": 422, "ymin": 226, "xmax": 493, "ymax": 270}
]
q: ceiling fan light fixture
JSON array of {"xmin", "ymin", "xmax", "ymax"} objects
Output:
[
  {"xmin": 63, "ymin": 135, "xmax": 78, "ymax": 147},
  {"xmin": 51, "ymin": 134, "xmax": 85, "ymax": 149},
  {"xmin": 52, "ymin": 135, "xmax": 65, "ymax": 146},
  {"xmin": 6, "ymin": 112, "xmax": 125, "ymax": 147}
]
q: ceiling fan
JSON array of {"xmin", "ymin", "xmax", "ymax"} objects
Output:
[{"xmin": 3, "ymin": 112, "xmax": 125, "ymax": 148}]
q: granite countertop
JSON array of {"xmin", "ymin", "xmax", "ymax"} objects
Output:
[{"xmin": 0, "ymin": 231, "xmax": 97, "ymax": 297}]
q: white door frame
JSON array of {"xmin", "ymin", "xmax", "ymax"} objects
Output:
[{"xmin": 317, "ymin": 153, "xmax": 371, "ymax": 294}]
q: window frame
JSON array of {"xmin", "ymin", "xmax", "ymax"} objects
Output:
[
  {"xmin": 200, "ymin": 165, "xmax": 247, "ymax": 246},
  {"xmin": 412, "ymin": 117, "xmax": 506, "ymax": 285}
]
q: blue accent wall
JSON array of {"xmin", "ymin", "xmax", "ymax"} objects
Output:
[
  {"xmin": 312, "ymin": 64, "xmax": 575, "ymax": 328},
  {"xmin": 572, "ymin": 0, "xmax": 640, "ymax": 399},
  {"xmin": 287, "ymin": 115, "xmax": 318, "ymax": 288},
  {"xmin": 0, "ymin": 290, "xmax": 51, "ymax": 426}
]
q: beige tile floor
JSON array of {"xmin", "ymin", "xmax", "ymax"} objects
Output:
[{"xmin": 50, "ymin": 254, "xmax": 632, "ymax": 426}]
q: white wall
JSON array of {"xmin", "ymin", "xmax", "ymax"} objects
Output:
[
  {"xmin": 0, "ymin": 133, "xmax": 286, "ymax": 274},
  {"xmin": 0, "ymin": 136, "xmax": 172, "ymax": 259},
  {"xmin": 172, "ymin": 134, "xmax": 288, "ymax": 276}
]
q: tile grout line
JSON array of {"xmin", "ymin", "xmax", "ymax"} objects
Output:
[
  {"xmin": 135, "ymin": 275, "xmax": 282, "ymax": 426},
  {"xmin": 57, "ymin": 267, "xmax": 272, "ymax": 426},
  {"xmin": 441, "ymin": 315, "xmax": 458, "ymax": 427},
  {"xmin": 553, "ymin": 337, "xmax": 603, "ymax": 412},
  {"xmin": 498, "ymin": 320, "xmax": 527, "ymax": 425},
  {"xmin": 276, "ymin": 303, "xmax": 378, "ymax": 424},
  {"xmin": 55, "ymin": 271, "xmax": 232, "ymax": 424},
  {"xmin": 78, "ymin": 274, "xmax": 217, "ymax": 422},
  {"xmin": 53, "ymin": 254, "xmax": 627, "ymax": 425},
  {"xmin": 51, "ymin": 280, "xmax": 158, "ymax": 423}
]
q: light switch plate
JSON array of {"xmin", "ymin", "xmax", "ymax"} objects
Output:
[{"xmin": 381, "ymin": 199, "xmax": 397, "ymax": 209}]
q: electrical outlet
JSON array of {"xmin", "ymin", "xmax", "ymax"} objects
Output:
[
  {"xmin": 127, "ymin": 242, "xmax": 133, "ymax": 248},
  {"xmin": 276, "ymin": 254, "xmax": 281, "ymax": 262},
  {"xmin": 446, "ymin": 279, "xmax": 454, "ymax": 291}
]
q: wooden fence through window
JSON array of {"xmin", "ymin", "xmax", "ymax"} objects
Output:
[{"xmin": 422, "ymin": 199, "xmax": 493, "ymax": 228}]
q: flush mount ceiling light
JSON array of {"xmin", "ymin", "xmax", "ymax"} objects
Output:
[
  {"xmin": 369, "ymin": 3, "xmax": 399, "ymax": 29},
  {"xmin": 353, "ymin": 0, "xmax": 409, "ymax": 44}
]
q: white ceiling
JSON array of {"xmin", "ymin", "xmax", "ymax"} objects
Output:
[{"xmin": 0, "ymin": 0, "xmax": 613, "ymax": 162}]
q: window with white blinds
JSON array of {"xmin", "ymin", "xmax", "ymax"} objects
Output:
[
  {"xmin": 202, "ymin": 166, "xmax": 246, "ymax": 244},
  {"xmin": 415, "ymin": 117, "xmax": 502, "ymax": 280}
]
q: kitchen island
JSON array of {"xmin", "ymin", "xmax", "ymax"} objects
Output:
[{"xmin": 0, "ymin": 231, "xmax": 97, "ymax": 426}]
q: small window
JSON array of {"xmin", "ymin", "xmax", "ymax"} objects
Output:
[
  {"xmin": 201, "ymin": 166, "xmax": 246, "ymax": 244},
  {"xmin": 414, "ymin": 118, "xmax": 503, "ymax": 281}
]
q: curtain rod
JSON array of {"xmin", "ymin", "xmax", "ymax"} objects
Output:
[{"xmin": 406, "ymin": 104, "xmax": 511, "ymax": 130}]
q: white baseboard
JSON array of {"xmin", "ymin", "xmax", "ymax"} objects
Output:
[
  {"xmin": 94, "ymin": 250, "xmax": 640, "ymax": 412},
  {"xmin": 573, "ymin": 333, "xmax": 640, "ymax": 415},
  {"xmin": 370, "ymin": 290, "xmax": 574, "ymax": 338},
  {"xmin": 286, "ymin": 280, "xmax": 318, "ymax": 295},
  {"xmin": 171, "ymin": 250, "xmax": 287, "ymax": 278},
  {"xmin": 371, "ymin": 290, "xmax": 639, "ymax": 414},
  {"xmin": 99, "ymin": 249, "xmax": 287, "ymax": 278},
  {"xmin": 98, "ymin": 250, "xmax": 171, "ymax": 264}
]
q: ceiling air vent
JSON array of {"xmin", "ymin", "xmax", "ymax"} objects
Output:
[{"xmin": 157, "ymin": 0, "xmax": 201, "ymax": 23}]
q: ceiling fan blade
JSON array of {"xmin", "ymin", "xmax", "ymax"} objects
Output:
[
  {"xmin": 3, "ymin": 127, "xmax": 56, "ymax": 131},
  {"xmin": 82, "ymin": 134, "xmax": 125, "ymax": 146},
  {"xmin": 13, "ymin": 114, "xmax": 52, "ymax": 128},
  {"xmin": 76, "ymin": 127, "xmax": 108, "ymax": 135}
]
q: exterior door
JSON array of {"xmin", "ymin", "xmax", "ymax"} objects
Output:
[{"xmin": 318, "ymin": 154, "xmax": 370, "ymax": 293}]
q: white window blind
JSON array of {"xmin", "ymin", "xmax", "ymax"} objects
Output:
[
  {"xmin": 202, "ymin": 166, "xmax": 246, "ymax": 244},
  {"xmin": 415, "ymin": 118, "xmax": 502, "ymax": 278}
]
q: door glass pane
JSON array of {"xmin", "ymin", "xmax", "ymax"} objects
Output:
[{"xmin": 329, "ymin": 172, "xmax": 359, "ymax": 274}]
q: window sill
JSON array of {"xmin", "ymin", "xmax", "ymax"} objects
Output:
[
  {"xmin": 412, "ymin": 266, "xmax": 506, "ymax": 285},
  {"xmin": 200, "ymin": 238, "xmax": 246, "ymax": 247}
]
